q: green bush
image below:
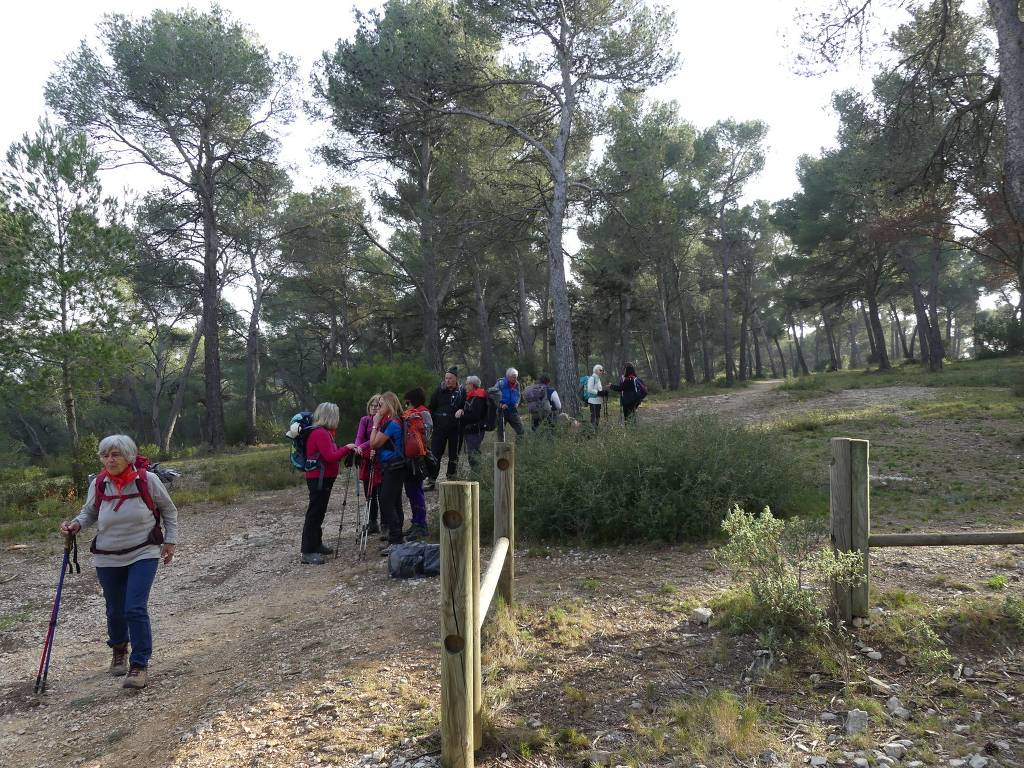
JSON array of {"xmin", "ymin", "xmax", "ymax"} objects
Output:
[
  {"xmin": 715, "ymin": 506, "xmax": 863, "ymax": 640},
  {"xmin": 476, "ymin": 415, "xmax": 818, "ymax": 544},
  {"xmin": 974, "ymin": 307, "xmax": 1024, "ymax": 356},
  {"xmin": 318, "ymin": 361, "xmax": 437, "ymax": 440}
]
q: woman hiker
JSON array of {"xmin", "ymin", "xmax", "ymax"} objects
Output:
[
  {"xmin": 355, "ymin": 394, "xmax": 384, "ymax": 536},
  {"xmin": 586, "ymin": 364, "xmax": 609, "ymax": 428},
  {"xmin": 369, "ymin": 391, "xmax": 408, "ymax": 555},
  {"xmin": 402, "ymin": 387, "xmax": 432, "ymax": 540},
  {"xmin": 299, "ymin": 402, "xmax": 357, "ymax": 565},
  {"xmin": 59, "ymin": 434, "xmax": 178, "ymax": 689}
]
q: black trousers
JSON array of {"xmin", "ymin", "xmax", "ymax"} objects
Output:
[
  {"xmin": 302, "ymin": 477, "xmax": 336, "ymax": 554},
  {"xmin": 379, "ymin": 465, "xmax": 406, "ymax": 544},
  {"xmin": 464, "ymin": 430, "xmax": 485, "ymax": 469},
  {"xmin": 430, "ymin": 422, "xmax": 460, "ymax": 480},
  {"xmin": 589, "ymin": 403, "xmax": 602, "ymax": 427}
]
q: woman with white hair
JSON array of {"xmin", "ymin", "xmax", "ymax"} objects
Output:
[
  {"xmin": 494, "ymin": 367, "xmax": 524, "ymax": 438},
  {"xmin": 458, "ymin": 375, "xmax": 489, "ymax": 469},
  {"xmin": 60, "ymin": 435, "xmax": 177, "ymax": 689},
  {"xmin": 299, "ymin": 402, "xmax": 357, "ymax": 565},
  {"xmin": 586, "ymin": 364, "xmax": 609, "ymax": 428}
]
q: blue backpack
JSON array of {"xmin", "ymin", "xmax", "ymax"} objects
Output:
[
  {"xmin": 578, "ymin": 375, "xmax": 591, "ymax": 403},
  {"xmin": 286, "ymin": 412, "xmax": 320, "ymax": 472}
]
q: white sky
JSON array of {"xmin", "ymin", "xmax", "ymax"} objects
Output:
[{"xmin": 0, "ymin": 0, "xmax": 879, "ymax": 204}]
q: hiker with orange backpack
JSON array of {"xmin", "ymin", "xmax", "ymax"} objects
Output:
[
  {"xmin": 402, "ymin": 387, "xmax": 433, "ymax": 540},
  {"xmin": 59, "ymin": 435, "xmax": 178, "ymax": 690}
]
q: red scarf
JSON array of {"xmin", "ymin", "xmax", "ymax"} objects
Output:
[{"xmin": 109, "ymin": 467, "xmax": 139, "ymax": 493}]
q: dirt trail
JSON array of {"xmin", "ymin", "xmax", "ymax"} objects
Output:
[{"xmin": 2, "ymin": 384, "xmax": 1022, "ymax": 768}]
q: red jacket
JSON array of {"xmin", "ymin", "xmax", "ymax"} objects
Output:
[{"xmin": 304, "ymin": 427, "xmax": 352, "ymax": 480}]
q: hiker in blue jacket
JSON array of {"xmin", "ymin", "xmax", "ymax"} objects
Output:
[{"xmin": 493, "ymin": 367, "xmax": 525, "ymax": 439}]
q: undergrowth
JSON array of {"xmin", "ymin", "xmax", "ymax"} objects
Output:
[
  {"xmin": 476, "ymin": 415, "xmax": 817, "ymax": 544},
  {"xmin": 779, "ymin": 356, "xmax": 1024, "ymax": 395}
]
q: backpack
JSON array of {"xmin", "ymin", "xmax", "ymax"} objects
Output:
[
  {"xmin": 402, "ymin": 408, "xmax": 428, "ymax": 459},
  {"xmin": 388, "ymin": 541, "xmax": 441, "ymax": 579},
  {"xmin": 483, "ymin": 390, "xmax": 499, "ymax": 432},
  {"xmin": 89, "ymin": 455, "xmax": 174, "ymax": 556},
  {"xmin": 286, "ymin": 412, "xmax": 320, "ymax": 472},
  {"xmin": 524, "ymin": 383, "xmax": 552, "ymax": 417},
  {"xmin": 621, "ymin": 376, "xmax": 648, "ymax": 407},
  {"xmin": 578, "ymin": 375, "xmax": 591, "ymax": 403}
]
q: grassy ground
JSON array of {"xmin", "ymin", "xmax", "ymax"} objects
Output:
[
  {"xmin": 779, "ymin": 355, "xmax": 1024, "ymax": 395},
  {"xmin": 0, "ymin": 445, "xmax": 299, "ymax": 543}
]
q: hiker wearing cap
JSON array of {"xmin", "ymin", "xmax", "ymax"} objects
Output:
[
  {"xmin": 355, "ymin": 394, "xmax": 384, "ymax": 536},
  {"xmin": 59, "ymin": 434, "xmax": 178, "ymax": 690},
  {"xmin": 494, "ymin": 367, "xmax": 525, "ymax": 438},
  {"xmin": 300, "ymin": 402, "xmax": 357, "ymax": 565},
  {"xmin": 426, "ymin": 367, "xmax": 465, "ymax": 490},
  {"xmin": 586, "ymin": 364, "xmax": 609, "ymax": 427},
  {"xmin": 459, "ymin": 375, "xmax": 489, "ymax": 469}
]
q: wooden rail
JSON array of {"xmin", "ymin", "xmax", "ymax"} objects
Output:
[
  {"xmin": 440, "ymin": 441, "xmax": 515, "ymax": 768},
  {"xmin": 830, "ymin": 437, "xmax": 1024, "ymax": 625}
]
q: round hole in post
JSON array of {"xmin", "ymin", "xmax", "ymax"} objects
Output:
[
  {"xmin": 442, "ymin": 509, "xmax": 463, "ymax": 529},
  {"xmin": 444, "ymin": 634, "xmax": 465, "ymax": 654},
  {"xmin": 497, "ymin": 457, "xmax": 510, "ymax": 471}
]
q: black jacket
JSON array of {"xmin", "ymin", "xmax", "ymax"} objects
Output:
[
  {"xmin": 460, "ymin": 391, "xmax": 488, "ymax": 434},
  {"xmin": 429, "ymin": 384, "xmax": 465, "ymax": 429}
]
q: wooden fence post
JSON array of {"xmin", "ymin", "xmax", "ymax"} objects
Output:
[
  {"xmin": 471, "ymin": 481, "xmax": 482, "ymax": 751},
  {"xmin": 829, "ymin": 437, "xmax": 870, "ymax": 625},
  {"xmin": 493, "ymin": 441, "xmax": 515, "ymax": 607},
  {"xmin": 850, "ymin": 439, "xmax": 870, "ymax": 618},
  {"xmin": 440, "ymin": 481, "xmax": 475, "ymax": 768}
]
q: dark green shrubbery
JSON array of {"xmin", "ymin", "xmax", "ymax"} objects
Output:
[
  {"xmin": 476, "ymin": 416, "xmax": 818, "ymax": 544},
  {"xmin": 318, "ymin": 361, "xmax": 437, "ymax": 439},
  {"xmin": 974, "ymin": 307, "xmax": 1024, "ymax": 357}
]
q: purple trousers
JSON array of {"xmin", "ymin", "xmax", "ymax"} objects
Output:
[{"xmin": 404, "ymin": 476, "xmax": 426, "ymax": 527}]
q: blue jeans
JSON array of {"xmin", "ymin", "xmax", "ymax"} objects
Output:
[{"xmin": 95, "ymin": 557, "xmax": 159, "ymax": 668}]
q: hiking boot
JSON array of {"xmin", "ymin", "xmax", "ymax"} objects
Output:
[
  {"xmin": 316, "ymin": 544, "xmax": 334, "ymax": 556},
  {"xmin": 109, "ymin": 643, "xmax": 129, "ymax": 676},
  {"xmin": 423, "ymin": 479, "xmax": 436, "ymax": 491},
  {"xmin": 405, "ymin": 524, "xmax": 429, "ymax": 541},
  {"xmin": 122, "ymin": 664, "xmax": 147, "ymax": 689},
  {"xmin": 300, "ymin": 552, "xmax": 324, "ymax": 565}
]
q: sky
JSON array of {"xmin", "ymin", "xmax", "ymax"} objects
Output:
[{"xmin": 0, "ymin": 0, "xmax": 882, "ymax": 206}]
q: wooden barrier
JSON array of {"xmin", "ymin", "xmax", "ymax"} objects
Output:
[
  {"xmin": 440, "ymin": 443, "xmax": 516, "ymax": 768},
  {"xmin": 830, "ymin": 437, "xmax": 1024, "ymax": 626}
]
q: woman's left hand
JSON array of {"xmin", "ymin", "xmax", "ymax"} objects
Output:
[{"xmin": 161, "ymin": 543, "xmax": 176, "ymax": 564}]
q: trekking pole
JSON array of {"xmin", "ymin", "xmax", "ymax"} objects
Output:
[
  {"xmin": 357, "ymin": 493, "xmax": 371, "ymax": 561},
  {"xmin": 34, "ymin": 534, "xmax": 77, "ymax": 694},
  {"xmin": 334, "ymin": 462, "xmax": 354, "ymax": 560}
]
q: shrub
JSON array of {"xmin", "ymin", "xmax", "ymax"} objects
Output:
[
  {"xmin": 318, "ymin": 361, "xmax": 437, "ymax": 440},
  {"xmin": 476, "ymin": 415, "xmax": 817, "ymax": 544},
  {"xmin": 715, "ymin": 506, "xmax": 864, "ymax": 639},
  {"xmin": 974, "ymin": 307, "xmax": 1024, "ymax": 356}
]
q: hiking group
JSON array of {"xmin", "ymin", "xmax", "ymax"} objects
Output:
[{"xmin": 51, "ymin": 364, "xmax": 645, "ymax": 691}]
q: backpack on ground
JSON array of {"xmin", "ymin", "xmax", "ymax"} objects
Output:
[
  {"xmin": 578, "ymin": 375, "xmax": 591, "ymax": 403},
  {"xmin": 523, "ymin": 383, "xmax": 552, "ymax": 418},
  {"xmin": 388, "ymin": 541, "xmax": 442, "ymax": 579},
  {"xmin": 402, "ymin": 408, "xmax": 429, "ymax": 459},
  {"xmin": 286, "ymin": 412, "xmax": 320, "ymax": 472}
]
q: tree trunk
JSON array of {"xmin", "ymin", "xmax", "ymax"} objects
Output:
[
  {"xmin": 655, "ymin": 261, "xmax": 681, "ymax": 388},
  {"xmin": 989, "ymin": 0, "xmax": 1024, "ymax": 226},
  {"xmin": 849, "ymin": 321, "xmax": 861, "ymax": 368},
  {"xmin": 926, "ymin": 239, "xmax": 946, "ymax": 369},
  {"xmin": 773, "ymin": 335, "xmax": 788, "ymax": 378},
  {"xmin": 514, "ymin": 248, "xmax": 535, "ymax": 371},
  {"xmin": 865, "ymin": 292, "xmax": 892, "ymax": 370},
  {"xmin": 160, "ymin": 324, "xmax": 203, "ymax": 455},
  {"xmin": 721, "ymin": 243, "xmax": 735, "ymax": 385},
  {"xmin": 678, "ymin": 293, "xmax": 695, "ymax": 384},
  {"xmin": 199, "ymin": 187, "xmax": 226, "ymax": 451},
  {"xmin": 752, "ymin": 318, "xmax": 764, "ymax": 378},
  {"xmin": 547, "ymin": 158, "xmax": 579, "ymax": 411},
  {"xmin": 861, "ymin": 302, "xmax": 878, "ymax": 363},
  {"xmin": 417, "ymin": 139, "xmax": 444, "ymax": 374},
  {"xmin": 472, "ymin": 254, "xmax": 497, "ymax": 385},
  {"xmin": 697, "ymin": 310, "xmax": 712, "ymax": 383},
  {"xmin": 62, "ymin": 358, "xmax": 83, "ymax": 494},
  {"xmin": 245, "ymin": 258, "xmax": 265, "ymax": 446},
  {"xmin": 888, "ymin": 301, "xmax": 908, "ymax": 359},
  {"xmin": 16, "ymin": 412, "xmax": 48, "ymax": 460},
  {"xmin": 788, "ymin": 315, "xmax": 810, "ymax": 375},
  {"xmin": 822, "ymin": 311, "xmax": 840, "ymax": 371}
]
